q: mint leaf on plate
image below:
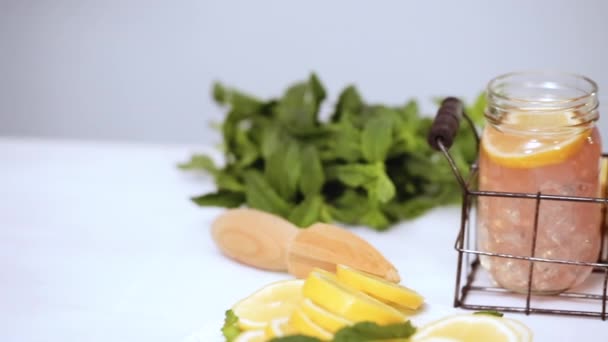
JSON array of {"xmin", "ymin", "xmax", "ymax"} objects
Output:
[
  {"xmin": 221, "ymin": 309, "xmax": 241, "ymax": 342},
  {"xmin": 333, "ymin": 321, "xmax": 417, "ymax": 341}
]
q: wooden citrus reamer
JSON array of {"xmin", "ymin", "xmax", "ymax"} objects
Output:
[{"xmin": 211, "ymin": 208, "xmax": 400, "ymax": 282}]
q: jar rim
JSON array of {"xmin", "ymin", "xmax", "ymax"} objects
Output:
[{"xmin": 487, "ymin": 70, "xmax": 598, "ymax": 105}]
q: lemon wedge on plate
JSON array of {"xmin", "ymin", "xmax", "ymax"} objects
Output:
[
  {"xmin": 300, "ymin": 298, "xmax": 352, "ymax": 333},
  {"xmin": 302, "ymin": 269, "xmax": 406, "ymax": 325},
  {"xmin": 232, "ymin": 279, "xmax": 303, "ymax": 330},
  {"xmin": 289, "ymin": 308, "xmax": 334, "ymax": 340},
  {"xmin": 410, "ymin": 314, "xmax": 529, "ymax": 342},
  {"xmin": 264, "ymin": 317, "xmax": 293, "ymax": 339},
  {"xmin": 336, "ymin": 264, "xmax": 424, "ymax": 310}
]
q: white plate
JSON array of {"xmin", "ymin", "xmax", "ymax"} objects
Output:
[{"xmin": 181, "ymin": 303, "xmax": 459, "ymax": 342}]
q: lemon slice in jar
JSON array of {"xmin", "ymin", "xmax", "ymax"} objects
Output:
[
  {"xmin": 600, "ymin": 158, "xmax": 608, "ymax": 197},
  {"xmin": 482, "ymin": 111, "xmax": 591, "ymax": 168}
]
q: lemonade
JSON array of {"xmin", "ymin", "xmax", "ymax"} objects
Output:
[{"xmin": 477, "ymin": 72, "xmax": 602, "ymax": 294}]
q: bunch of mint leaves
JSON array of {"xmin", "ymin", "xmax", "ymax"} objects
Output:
[{"xmin": 180, "ymin": 73, "xmax": 484, "ymax": 230}]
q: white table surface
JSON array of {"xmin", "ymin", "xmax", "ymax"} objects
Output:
[{"xmin": 1, "ymin": 137, "xmax": 607, "ymax": 342}]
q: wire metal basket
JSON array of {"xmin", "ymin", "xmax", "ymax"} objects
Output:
[{"xmin": 429, "ymin": 97, "xmax": 608, "ymax": 320}]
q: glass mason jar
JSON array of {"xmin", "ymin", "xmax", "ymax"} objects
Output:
[{"xmin": 477, "ymin": 71, "xmax": 602, "ymax": 294}]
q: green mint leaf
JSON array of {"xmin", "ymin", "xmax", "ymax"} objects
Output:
[
  {"xmin": 260, "ymin": 123, "xmax": 287, "ymax": 159},
  {"xmin": 280, "ymin": 140, "xmax": 302, "ymax": 198},
  {"xmin": 361, "ymin": 116, "xmax": 394, "ymax": 163},
  {"xmin": 333, "ymin": 85, "xmax": 363, "ymax": 122},
  {"xmin": 400, "ymin": 99, "xmax": 419, "ymax": 120},
  {"xmin": 359, "ymin": 208, "xmax": 391, "ymax": 231},
  {"xmin": 333, "ymin": 321, "xmax": 417, "ymax": 341},
  {"xmin": 288, "ymin": 195, "xmax": 324, "ymax": 228},
  {"xmin": 328, "ymin": 205, "xmax": 364, "ymax": 225},
  {"xmin": 308, "ymin": 73, "xmax": 327, "ymax": 104},
  {"xmin": 213, "ymin": 83, "xmax": 263, "ymax": 115},
  {"xmin": 264, "ymin": 139, "xmax": 302, "ymax": 200},
  {"xmin": 212, "ymin": 82, "xmax": 226, "ymax": 104},
  {"xmin": 276, "ymin": 82, "xmax": 316, "ymax": 131},
  {"xmin": 221, "ymin": 111, "xmax": 240, "ymax": 158},
  {"xmin": 474, "ymin": 310, "xmax": 504, "ymax": 317},
  {"xmin": 244, "ymin": 171, "xmax": 291, "ymax": 217},
  {"xmin": 365, "ymin": 170, "xmax": 396, "ymax": 204},
  {"xmin": 391, "ymin": 105, "xmax": 426, "ymax": 157},
  {"xmin": 326, "ymin": 163, "xmax": 380, "ymax": 187},
  {"xmin": 220, "ymin": 94, "xmax": 267, "ymax": 164},
  {"xmin": 233, "ymin": 129, "xmax": 259, "ymax": 168},
  {"xmin": 269, "ymin": 335, "xmax": 322, "ymax": 342},
  {"xmin": 327, "ymin": 190, "xmax": 370, "ymax": 225},
  {"xmin": 216, "ymin": 172, "xmax": 245, "ymax": 193},
  {"xmin": 191, "ymin": 191, "xmax": 245, "ymax": 208},
  {"xmin": 275, "ymin": 75, "xmax": 325, "ymax": 135},
  {"xmin": 299, "ymin": 145, "xmax": 325, "ymax": 196},
  {"xmin": 335, "ymin": 189, "xmax": 369, "ymax": 208},
  {"xmin": 319, "ymin": 203, "xmax": 334, "ymax": 223},
  {"xmin": 328, "ymin": 162, "xmax": 394, "ymax": 204},
  {"xmin": 221, "ymin": 309, "xmax": 241, "ymax": 342},
  {"xmin": 178, "ymin": 154, "xmax": 218, "ymax": 174},
  {"xmin": 324, "ymin": 120, "xmax": 363, "ymax": 162}
]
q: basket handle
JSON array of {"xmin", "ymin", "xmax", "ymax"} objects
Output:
[{"xmin": 427, "ymin": 97, "xmax": 464, "ymax": 151}]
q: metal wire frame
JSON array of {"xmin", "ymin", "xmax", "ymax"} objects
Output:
[{"xmin": 437, "ymin": 115, "xmax": 608, "ymax": 320}]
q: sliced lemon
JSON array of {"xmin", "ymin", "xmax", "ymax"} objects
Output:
[
  {"xmin": 264, "ymin": 317, "xmax": 293, "ymax": 339},
  {"xmin": 335, "ymin": 264, "xmax": 424, "ymax": 310},
  {"xmin": 302, "ymin": 269, "xmax": 406, "ymax": 325},
  {"xmin": 410, "ymin": 314, "xmax": 521, "ymax": 342},
  {"xmin": 232, "ymin": 279, "xmax": 303, "ymax": 330},
  {"xmin": 300, "ymin": 298, "xmax": 353, "ymax": 333},
  {"xmin": 481, "ymin": 111, "xmax": 590, "ymax": 168},
  {"xmin": 289, "ymin": 308, "xmax": 333, "ymax": 340},
  {"xmin": 233, "ymin": 329, "xmax": 266, "ymax": 342}
]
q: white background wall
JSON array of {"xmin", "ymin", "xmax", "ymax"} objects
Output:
[{"xmin": 1, "ymin": 0, "xmax": 607, "ymax": 144}]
